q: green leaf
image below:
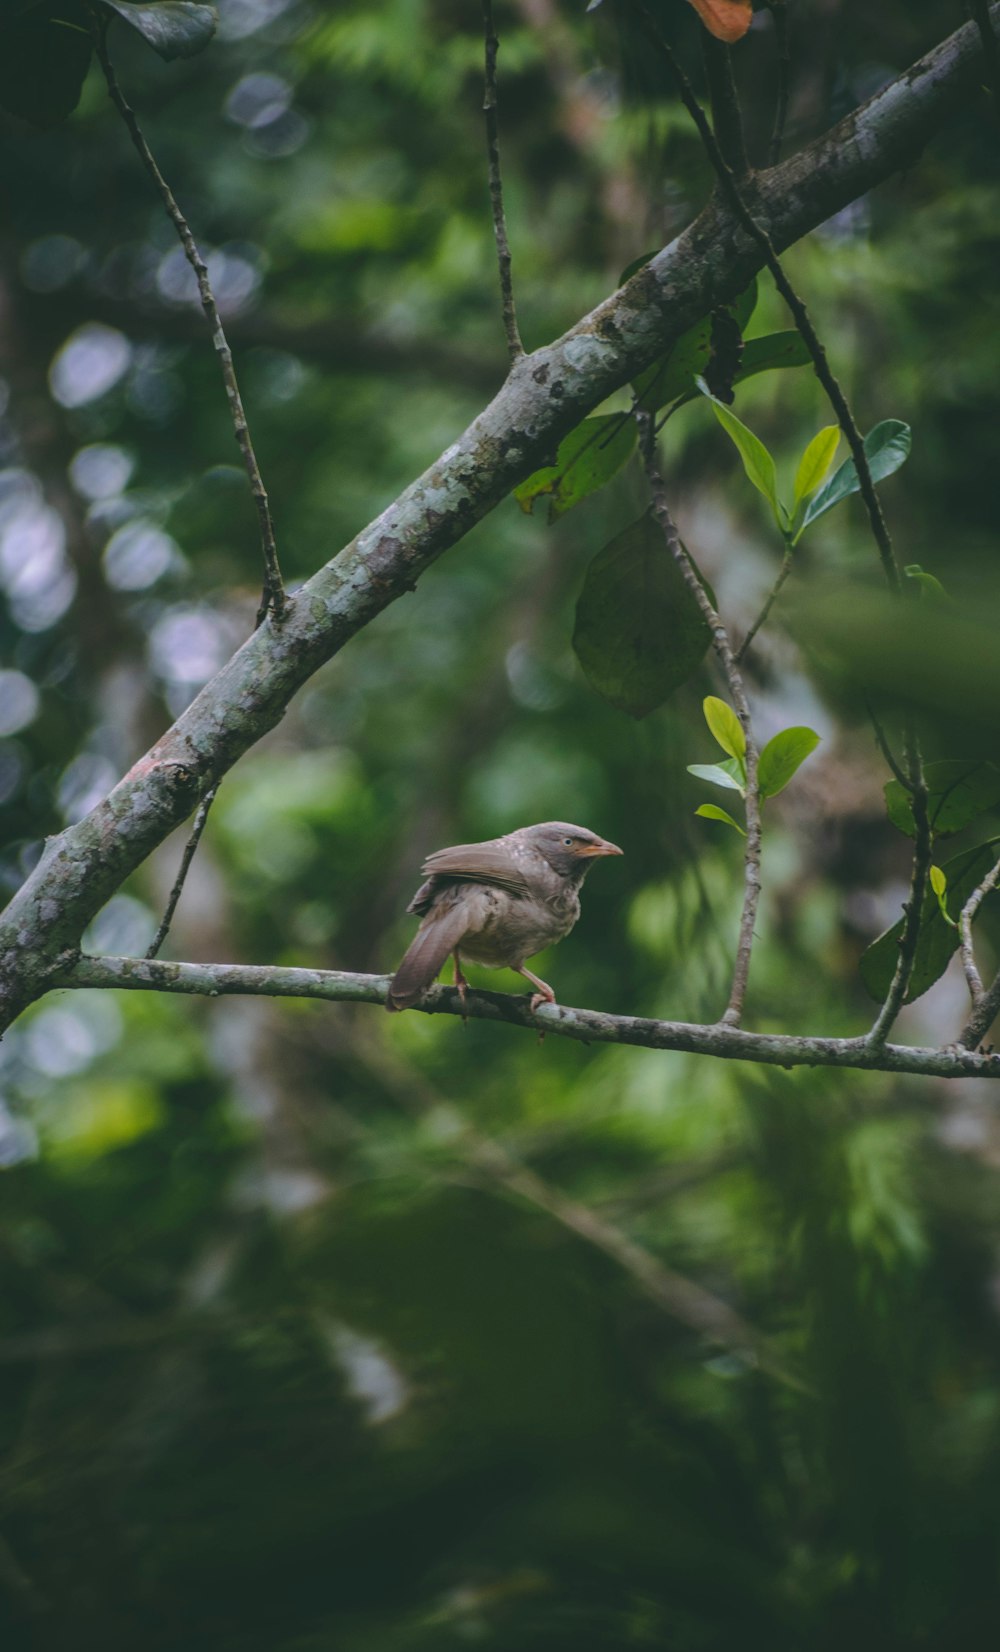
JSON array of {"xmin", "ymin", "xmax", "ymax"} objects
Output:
[
  {"xmin": 670, "ymin": 331, "xmax": 811, "ymax": 413},
  {"xmin": 697, "ymin": 377, "xmax": 781, "ymax": 520},
  {"xmin": 757, "ymin": 726, "xmax": 820, "ymax": 800},
  {"xmin": 733, "ymin": 330, "xmax": 811, "ymax": 384},
  {"xmin": 792, "ymin": 427, "xmax": 839, "ymax": 509},
  {"xmin": 687, "ymin": 762, "xmax": 744, "ymax": 795},
  {"xmin": 884, "ymin": 760, "xmax": 1000, "ymax": 839},
  {"xmin": 800, "ymin": 420, "xmax": 911, "ymax": 531},
  {"xmin": 703, "ymin": 695, "xmax": 746, "ymax": 760},
  {"xmin": 515, "ymin": 415, "xmax": 637, "ymax": 522},
  {"xmin": 927, "ymin": 864, "xmax": 957, "ymax": 927},
  {"xmin": 0, "ymin": 0, "xmax": 92, "ymax": 126},
  {"xmin": 96, "ymin": 0, "xmax": 217, "ymax": 59},
  {"xmin": 905, "ymin": 564, "xmax": 950, "ymax": 602},
  {"xmin": 631, "ymin": 281, "xmax": 757, "ymax": 415},
  {"xmin": 695, "ymin": 804, "xmax": 746, "ymax": 835},
  {"xmin": 860, "ymin": 837, "xmax": 1000, "ymax": 1004},
  {"xmin": 572, "ymin": 514, "xmax": 712, "ymax": 718}
]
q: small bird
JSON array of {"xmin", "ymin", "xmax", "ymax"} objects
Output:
[{"xmin": 386, "ymin": 821, "xmax": 623, "ymax": 1013}]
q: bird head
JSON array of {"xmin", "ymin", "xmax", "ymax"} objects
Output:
[{"xmin": 521, "ymin": 822, "xmax": 623, "ymax": 882}]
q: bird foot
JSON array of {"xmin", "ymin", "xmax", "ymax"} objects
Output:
[{"xmin": 529, "ymin": 990, "xmax": 555, "ymax": 1014}]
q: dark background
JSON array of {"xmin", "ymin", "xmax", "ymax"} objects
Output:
[{"xmin": 2, "ymin": 1, "xmax": 1000, "ymax": 1646}]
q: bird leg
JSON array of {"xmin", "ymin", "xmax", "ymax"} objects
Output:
[
  {"xmin": 452, "ymin": 950, "xmax": 470, "ymax": 1022},
  {"xmin": 515, "ymin": 964, "xmax": 557, "ymax": 1015}
]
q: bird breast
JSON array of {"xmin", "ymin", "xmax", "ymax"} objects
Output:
[{"xmin": 456, "ymin": 881, "xmax": 581, "ymax": 969}]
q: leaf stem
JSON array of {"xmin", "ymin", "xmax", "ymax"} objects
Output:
[{"xmin": 736, "ymin": 542, "xmax": 793, "ymax": 664}]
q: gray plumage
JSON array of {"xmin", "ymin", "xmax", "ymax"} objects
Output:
[{"xmin": 386, "ymin": 821, "xmax": 622, "ymax": 1013}]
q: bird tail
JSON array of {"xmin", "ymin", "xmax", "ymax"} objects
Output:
[{"xmin": 386, "ymin": 905, "xmax": 469, "ymax": 1012}]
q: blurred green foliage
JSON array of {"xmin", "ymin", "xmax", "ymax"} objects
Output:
[{"xmin": 2, "ymin": 0, "xmax": 1000, "ymax": 1646}]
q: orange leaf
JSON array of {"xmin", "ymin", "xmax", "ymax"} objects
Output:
[{"xmin": 688, "ymin": 0, "xmax": 753, "ymax": 43}]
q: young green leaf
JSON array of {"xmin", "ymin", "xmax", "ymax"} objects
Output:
[
  {"xmin": 757, "ymin": 726, "xmax": 821, "ymax": 800},
  {"xmin": 695, "ymin": 804, "xmax": 746, "ymax": 835},
  {"xmin": 884, "ymin": 760, "xmax": 1000, "ymax": 839},
  {"xmin": 860, "ymin": 837, "xmax": 1000, "ymax": 1003},
  {"xmin": 800, "ymin": 420, "xmax": 911, "ymax": 531},
  {"xmin": 687, "ymin": 762, "xmax": 745, "ymax": 795},
  {"xmin": 573, "ymin": 514, "xmax": 712, "ymax": 718},
  {"xmin": 929, "ymin": 864, "xmax": 957, "ymax": 927},
  {"xmin": 792, "ymin": 427, "xmax": 839, "ymax": 510},
  {"xmin": 905, "ymin": 564, "xmax": 950, "ymax": 602},
  {"xmin": 515, "ymin": 415, "xmax": 637, "ymax": 522},
  {"xmin": 97, "ymin": 1, "xmax": 218, "ymax": 60},
  {"xmin": 703, "ymin": 696, "xmax": 746, "ymax": 760},
  {"xmin": 697, "ymin": 377, "xmax": 782, "ymax": 524}
]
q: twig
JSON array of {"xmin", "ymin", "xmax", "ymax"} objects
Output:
[
  {"xmin": 866, "ymin": 743, "xmax": 932, "ymax": 1049},
  {"xmin": 863, "ymin": 695, "xmax": 912, "ymax": 792},
  {"xmin": 89, "ymin": 10, "xmax": 286, "ymax": 626},
  {"xmin": 700, "ymin": 30, "xmax": 749, "ymax": 176},
  {"xmin": 768, "ymin": 0, "xmax": 791, "ymax": 166},
  {"xmin": 736, "ymin": 544, "xmax": 792, "ymax": 663},
  {"xmin": 482, "ymin": 0, "xmax": 524, "ymax": 363},
  {"xmin": 54, "ymin": 955, "xmax": 1000, "ymax": 1080},
  {"xmin": 958, "ymin": 851, "xmax": 1000, "ymax": 1012},
  {"xmin": 639, "ymin": 418, "xmax": 762, "ymax": 1027},
  {"xmin": 970, "ymin": 0, "xmax": 1000, "ymax": 118},
  {"xmin": 145, "ymin": 786, "xmax": 219, "ymax": 960}
]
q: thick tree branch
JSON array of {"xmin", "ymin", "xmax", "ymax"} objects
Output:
[
  {"xmin": 55, "ymin": 955, "xmax": 1000, "ymax": 1080},
  {"xmin": 1, "ymin": 11, "xmax": 993, "ymax": 1034}
]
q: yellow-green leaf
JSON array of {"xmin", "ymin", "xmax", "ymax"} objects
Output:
[
  {"xmin": 695, "ymin": 803, "xmax": 746, "ymax": 836},
  {"xmin": 703, "ymin": 696, "xmax": 746, "ymax": 760},
  {"xmin": 793, "ymin": 426, "xmax": 840, "ymax": 508}
]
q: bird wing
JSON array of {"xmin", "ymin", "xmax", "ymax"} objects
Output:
[
  {"xmin": 387, "ymin": 886, "xmax": 492, "ymax": 1011},
  {"xmin": 419, "ymin": 839, "xmax": 530, "ymax": 896}
]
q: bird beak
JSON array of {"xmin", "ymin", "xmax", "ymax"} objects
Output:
[{"xmin": 575, "ymin": 837, "xmax": 623, "ymax": 858}]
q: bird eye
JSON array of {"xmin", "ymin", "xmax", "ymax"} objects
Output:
[{"xmin": 563, "ymin": 837, "xmax": 574, "ymax": 846}]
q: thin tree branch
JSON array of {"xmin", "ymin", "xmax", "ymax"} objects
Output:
[
  {"xmin": 482, "ymin": 0, "xmax": 524, "ymax": 363},
  {"xmin": 970, "ymin": 0, "xmax": 1000, "ymax": 117},
  {"xmin": 700, "ymin": 31, "xmax": 749, "ymax": 176},
  {"xmin": 89, "ymin": 10, "xmax": 286, "ymax": 626},
  {"xmin": 145, "ymin": 786, "xmax": 219, "ymax": 960},
  {"xmin": 863, "ymin": 695, "xmax": 912, "ymax": 792},
  {"xmin": 639, "ymin": 419, "xmax": 762, "ymax": 1027},
  {"xmin": 768, "ymin": 0, "xmax": 791, "ymax": 166},
  {"xmin": 53, "ymin": 955, "xmax": 1000, "ymax": 1080},
  {"xmin": 2, "ymin": 11, "xmax": 992, "ymax": 1034},
  {"xmin": 633, "ymin": 0, "xmax": 902, "ymax": 596},
  {"xmin": 736, "ymin": 545, "xmax": 793, "ymax": 664},
  {"xmin": 633, "ymin": 3, "xmax": 934, "ymax": 1042},
  {"xmin": 961, "ymin": 965, "xmax": 1000, "ymax": 1050},
  {"xmin": 958, "ymin": 851, "xmax": 1000, "ymax": 1016},
  {"xmin": 866, "ymin": 744, "xmax": 932, "ymax": 1049}
]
